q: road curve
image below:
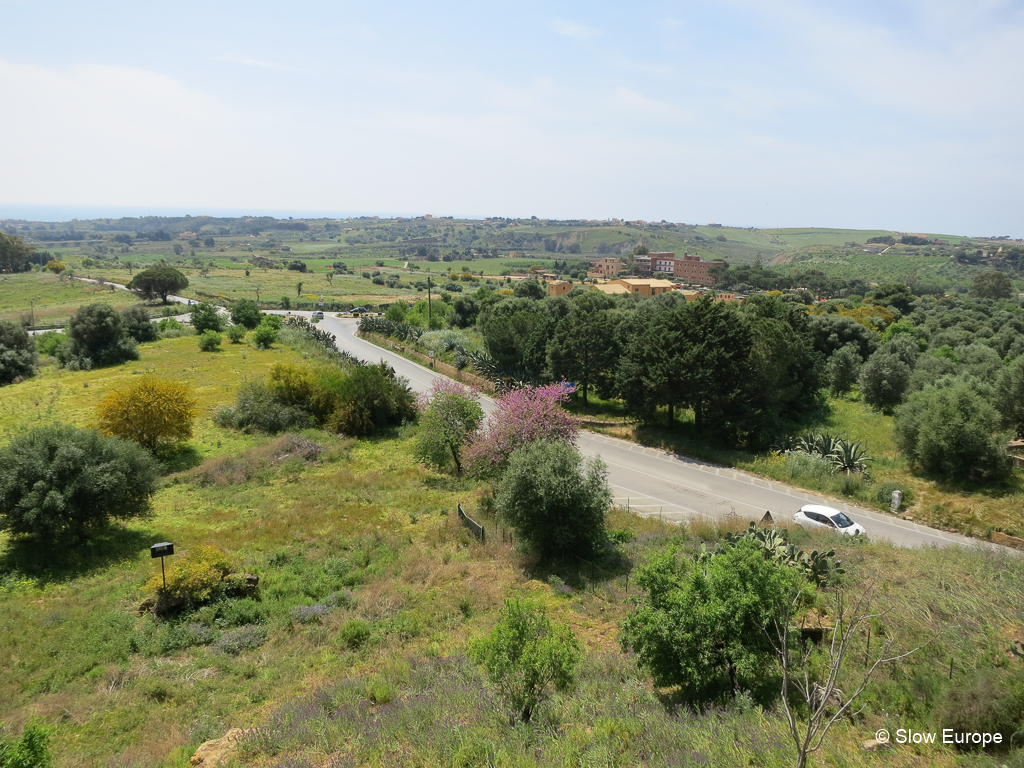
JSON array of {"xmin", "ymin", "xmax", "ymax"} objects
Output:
[{"xmin": 309, "ymin": 313, "xmax": 987, "ymax": 551}]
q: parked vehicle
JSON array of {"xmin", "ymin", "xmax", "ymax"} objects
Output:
[
  {"xmin": 794, "ymin": 504, "xmax": 865, "ymax": 536},
  {"xmin": 311, "ymin": 311, "xmax": 324, "ymax": 320}
]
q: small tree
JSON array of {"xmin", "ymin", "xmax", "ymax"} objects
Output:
[
  {"xmin": 466, "ymin": 383, "xmax": 579, "ymax": 477},
  {"xmin": 230, "ymin": 298, "xmax": 262, "ymax": 330},
  {"xmin": 493, "ymin": 440, "xmax": 610, "ymax": 558},
  {"xmin": 120, "ymin": 305, "xmax": 157, "ymax": 343},
  {"xmin": 772, "ymin": 587, "xmax": 923, "ymax": 768},
  {"xmin": 469, "ymin": 598, "xmax": 581, "ymax": 723},
  {"xmin": 44, "ymin": 259, "xmax": 65, "ymax": 274},
  {"xmin": 825, "ymin": 344, "xmax": 861, "ymax": 397},
  {"xmin": 621, "ymin": 539, "xmax": 802, "ymax": 695},
  {"xmin": 414, "ymin": 380, "xmax": 483, "ymax": 474},
  {"xmin": 198, "ymin": 330, "xmax": 223, "ymax": 352},
  {"xmin": 190, "ymin": 302, "xmax": 224, "ymax": 333},
  {"xmin": 127, "ymin": 267, "xmax": 189, "ymax": 303},
  {"xmin": 0, "ymin": 425, "xmax": 159, "ymax": 542},
  {"xmin": 226, "ymin": 324, "xmax": 247, "ymax": 343},
  {"xmin": 97, "ymin": 378, "xmax": 198, "ymax": 452},
  {"xmin": 0, "ymin": 319, "xmax": 37, "ymax": 385}
]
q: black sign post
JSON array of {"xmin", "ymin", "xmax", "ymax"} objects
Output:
[{"xmin": 150, "ymin": 542, "xmax": 175, "ymax": 589}]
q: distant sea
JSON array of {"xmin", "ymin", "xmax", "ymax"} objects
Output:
[{"xmin": 0, "ymin": 204, "xmax": 461, "ymax": 222}]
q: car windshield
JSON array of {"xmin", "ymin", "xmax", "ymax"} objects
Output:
[{"xmin": 830, "ymin": 512, "xmax": 855, "ymax": 528}]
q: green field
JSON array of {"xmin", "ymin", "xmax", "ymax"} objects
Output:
[{"xmin": 0, "ymin": 272, "xmax": 147, "ymax": 326}]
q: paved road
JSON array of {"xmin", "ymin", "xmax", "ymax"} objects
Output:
[{"xmin": 308, "ymin": 313, "xmax": 985, "ymax": 551}]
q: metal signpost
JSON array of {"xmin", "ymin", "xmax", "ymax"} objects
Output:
[{"xmin": 150, "ymin": 542, "xmax": 175, "ymax": 589}]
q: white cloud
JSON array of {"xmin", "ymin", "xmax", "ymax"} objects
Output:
[
  {"xmin": 550, "ymin": 19, "xmax": 602, "ymax": 39},
  {"xmin": 214, "ymin": 55, "xmax": 308, "ymax": 75}
]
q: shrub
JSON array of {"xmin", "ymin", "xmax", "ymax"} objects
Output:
[
  {"xmin": 33, "ymin": 330, "xmax": 63, "ymax": 357},
  {"xmin": 327, "ymin": 363, "xmax": 416, "ymax": 436},
  {"xmin": 148, "ymin": 545, "xmax": 234, "ymax": 605},
  {"xmin": 214, "ymin": 625, "xmax": 268, "ymax": 655},
  {"xmin": 226, "ymin": 324, "xmax": 247, "ymax": 343},
  {"xmin": 0, "ymin": 425, "xmax": 159, "ymax": 542},
  {"xmin": 198, "ymin": 330, "xmax": 223, "ymax": 352},
  {"xmin": 251, "ymin": 323, "xmax": 278, "ymax": 349},
  {"xmin": 338, "ymin": 619, "xmax": 371, "ymax": 649},
  {"xmin": 469, "ymin": 598, "xmax": 581, "ymax": 723},
  {"xmin": 0, "ymin": 319, "xmax": 37, "ymax": 385},
  {"xmin": 493, "ymin": 440, "xmax": 611, "ymax": 559},
  {"xmin": 216, "ymin": 598, "xmax": 267, "ymax": 628},
  {"xmin": 230, "ymin": 298, "xmax": 262, "ymax": 330},
  {"xmin": 157, "ymin": 317, "xmax": 185, "ymax": 333},
  {"xmin": 120, "ymin": 305, "xmax": 157, "ymax": 343},
  {"xmin": 97, "ymin": 378, "xmax": 198, "ymax": 451},
  {"xmin": 894, "ymin": 382, "xmax": 1011, "ymax": 483},
  {"xmin": 290, "ymin": 604, "xmax": 333, "ymax": 625},
  {"xmin": 935, "ymin": 666, "xmax": 1024, "ymax": 749},
  {"xmin": 227, "ymin": 381, "xmax": 312, "ymax": 433},
  {"xmin": 0, "ymin": 721, "xmax": 54, "ymax": 768},
  {"xmin": 59, "ymin": 303, "xmax": 138, "ymax": 369},
  {"xmin": 190, "ymin": 302, "xmax": 224, "ymax": 333}
]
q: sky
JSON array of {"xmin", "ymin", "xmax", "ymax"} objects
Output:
[{"xmin": 1, "ymin": 0, "xmax": 1022, "ymax": 236}]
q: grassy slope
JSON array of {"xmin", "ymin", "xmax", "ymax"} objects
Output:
[{"xmin": 1, "ymin": 332, "xmax": 1023, "ymax": 767}]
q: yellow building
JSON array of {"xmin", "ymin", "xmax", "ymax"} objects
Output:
[
  {"xmin": 608, "ymin": 278, "xmax": 676, "ymax": 297},
  {"xmin": 548, "ymin": 280, "xmax": 574, "ymax": 297}
]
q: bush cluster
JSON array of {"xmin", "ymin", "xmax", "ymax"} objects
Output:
[{"xmin": 217, "ymin": 362, "xmax": 415, "ymax": 436}]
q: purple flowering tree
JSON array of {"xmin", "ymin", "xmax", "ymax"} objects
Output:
[{"xmin": 466, "ymin": 382, "xmax": 579, "ymax": 477}]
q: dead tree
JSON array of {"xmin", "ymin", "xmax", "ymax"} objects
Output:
[{"xmin": 771, "ymin": 586, "xmax": 923, "ymax": 768}]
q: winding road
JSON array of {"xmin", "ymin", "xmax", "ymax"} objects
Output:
[{"xmin": 53, "ymin": 280, "xmax": 992, "ymax": 550}]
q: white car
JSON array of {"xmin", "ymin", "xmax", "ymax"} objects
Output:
[{"xmin": 794, "ymin": 504, "xmax": 865, "ymax": 536}]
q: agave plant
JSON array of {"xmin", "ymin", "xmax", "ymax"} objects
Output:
[{"xmin": 830, "ymin": 439, "xmax": 872, "ymax": 475}]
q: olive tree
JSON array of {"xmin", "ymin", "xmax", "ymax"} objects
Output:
[
  {"xmin": 893, "ymin": 381, "xmax": 1011, "ymax": 483},
  {"xmin": 994, "ymin": 356, "xmax": 1024, "ymax": 438},
  {"xmin": 0, "ymin": 425, "xmax": 160, "ymax": 542},
  {"xmin": 493, "ymin": 440, "xmax": 610, "ymax": 559}
]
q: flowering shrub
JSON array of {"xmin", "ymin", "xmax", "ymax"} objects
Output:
[
  {"xmin": 214, "ymin": 624, "xmax": 268, "ymax": 655},
  {"xmin": 465, "ymin": 382, "xmax": 578, "ymax": 477}
]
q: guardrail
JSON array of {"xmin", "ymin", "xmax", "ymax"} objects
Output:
[{"xmin": 457, "ymin": 503, "xmax": 485, "ymax": 544}]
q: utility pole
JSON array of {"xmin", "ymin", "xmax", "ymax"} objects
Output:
[{"xmin": 427, "ymin": 272, "xmax": 433, "ymax": 324}]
